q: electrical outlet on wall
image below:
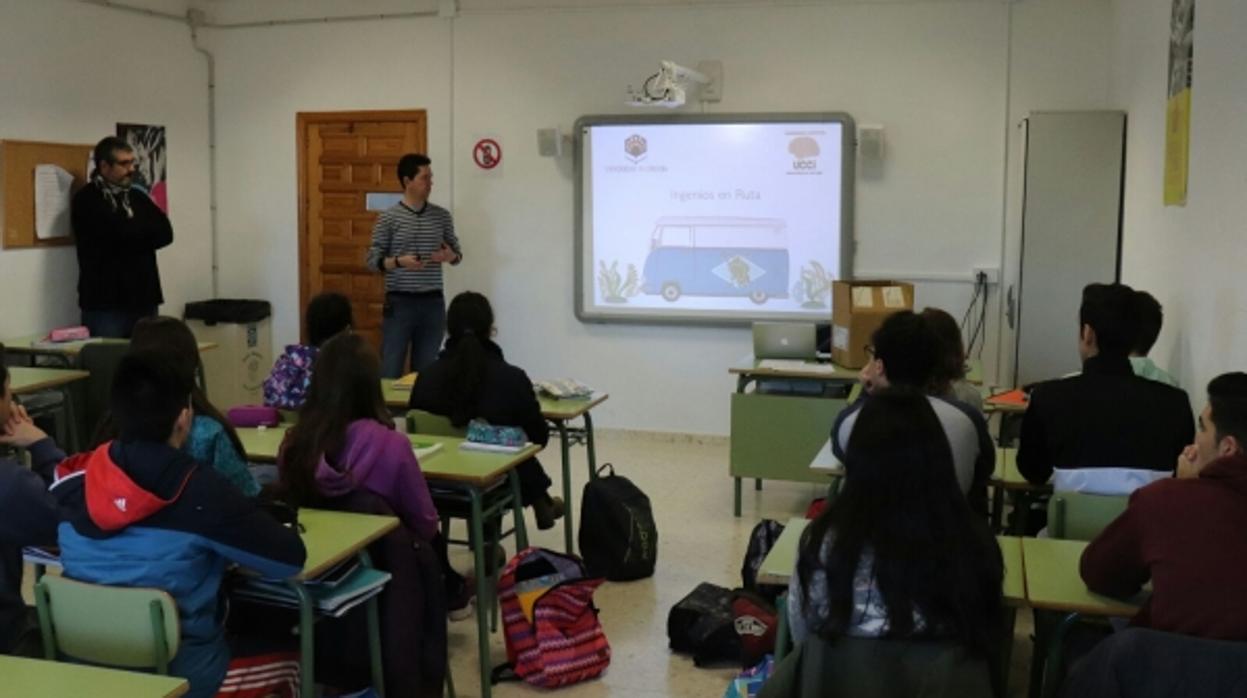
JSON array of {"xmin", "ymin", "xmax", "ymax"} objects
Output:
[{"xmin": 972, "ymin": 266, "xmax": 1000, "ymax": 284}]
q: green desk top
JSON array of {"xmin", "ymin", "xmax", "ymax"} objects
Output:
[
  {"xmin": 1021, "ymin": 538, "xmax": 1143, "ymax": 617},
  {"xmin": 730, "ymin": 358, "xmax": 859, "ymax": 382},
  {"xmin": 1, "ymin": 334, "xmax": 216, "ymax": 356},
  {"xmin": 298, "ymin": 508, "xmax": 399, "ymax": 580},
  {"xmin": 756, "ymin": 517, "xmax": 808, "ymax": 586},
  {"xmin": 992, "ymin": 448, "xmax": 1049, "ymax": 491},
  {"xmin": 239, "ymin": 425, "xmax": 542, "ymax": 487},
  {"xmin": 0, "ymin": 655, "xmax": 188, "ymax": 697},
  {"xmin": 382, "ymin": 378, "xmax": 609, "ymax": 421},
  {"xmin": 7, "ymin": 366, "xmax": 90, "ymax": 394},
  {"xmin": 998, "ymin": 535, "xmax": 1025, "ymax": 604}
]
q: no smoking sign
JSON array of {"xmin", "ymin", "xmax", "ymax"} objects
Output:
[{"xmin": 472, "ymin": 138, "xmax": 501, "ymax": 170}]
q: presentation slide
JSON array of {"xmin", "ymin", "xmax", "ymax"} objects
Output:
[{"xmin": 577, "ymin": 115, "xmax": 853, "ymax": 324}]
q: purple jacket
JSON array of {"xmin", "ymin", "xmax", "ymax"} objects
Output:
[{"xmin": 314, "ymin": 419, "xmax": 439, "ymax": 542}]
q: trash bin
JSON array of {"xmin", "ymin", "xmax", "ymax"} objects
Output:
[{"xmin": 184, "ymin": 299, "xmax": 272, "ymax": 410}]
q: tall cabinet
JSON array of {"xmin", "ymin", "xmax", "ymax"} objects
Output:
[{"xmin": 1011, "ymin": 111, "xmax": 1127, "ymax": 386}]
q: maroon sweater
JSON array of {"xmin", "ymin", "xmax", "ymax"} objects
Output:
[{"xmin": 1080, "ymin": 454, "xmax": 1247, "ymax": 640}]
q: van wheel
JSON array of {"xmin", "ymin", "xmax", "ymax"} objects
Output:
[
  {"xmin": 749, "ymin": 290, "xmax": 768, "ymax": 304},
  {"xmin": 661, "ymin": 283, "xmax": 681, "ymax": 302}
]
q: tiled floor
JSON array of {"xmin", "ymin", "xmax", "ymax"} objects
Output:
[{"xmin": 443, "ymin": 430, "xmax": 1036, "ymax": 697}]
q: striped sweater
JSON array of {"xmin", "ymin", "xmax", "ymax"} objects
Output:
[{"xmin": 366, "ymin": 200, "xmax": 462, "ymax": 293}]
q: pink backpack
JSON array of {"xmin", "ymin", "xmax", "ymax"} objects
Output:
[{"xmin": 492, "ymin": 547, "xmax": 611, "ymax": 689}]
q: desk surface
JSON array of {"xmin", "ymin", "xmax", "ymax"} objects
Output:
[
  {"xmin": 0, "ymin": 655, "xmax": 188, "ymax": 697},
  {"xmin": 381, "ymin": 378, "xmax": 609, "ymax": 420},
  {"xmin": 729, "ymin": 358, "xmax": 859, "ymax": 382},
  {"xmin": 998, "ymin": 535, "xmax": 1025, "ymax": 605},
  {"xmin": 756, "ymin": 517, "xmax": 808, "ymax": 587},
  {"xmin": 1021, "ymin": 538, "xmax": 1142, "ymax": 617},
  {"xmin": 1, "ymin": 334, "xmax": 218, "ymax": 356},
  {"xmin": 8, "ymin": 366, "xmax": 90, "ymax": 394},
  {"xmin": 298, "ymin": 508, "xmax": 399, "ymax": 580},
  {"xmin": 239, "ymin": 426, "xmax": 542, "ymax": 487}
]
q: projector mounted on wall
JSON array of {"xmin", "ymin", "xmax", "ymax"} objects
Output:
[{"xmin": 626, "ymin": 60, "xmax": 723, "ymax": 108}]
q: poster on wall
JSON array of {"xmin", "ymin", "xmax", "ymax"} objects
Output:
[
  {"xmin": 116, "ymin": 123, "xmax": 169, "ymax": 213},
  {"xmin": 1163, "ymin": 0, "xmax": 1193, "ymax": 207}
]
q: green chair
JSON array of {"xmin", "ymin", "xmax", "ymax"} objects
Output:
[
  {"xmin": 1046, "ymin": 491, "xmax": 1129, "ymax": 541},
  {"xmin": 406, "ymin": 409, "xmax": 466, "ymax": 437},
  {"xmin": 35, "ymin": 575, "xmax": 180, "ymax": 675}
]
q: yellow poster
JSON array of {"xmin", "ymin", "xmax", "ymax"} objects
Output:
[{"xmin": 1164, "ymin": 0, "xmax": 1194, "ymax": 206}]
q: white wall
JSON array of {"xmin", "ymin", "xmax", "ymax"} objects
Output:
[
  {"xmin": 1110, "ymin": 0, "xmax": 1247, "ymax": 396},
  {"xmin": 0, "ymin": 0, "xmax": 212, "ymax": 338},
  {"xmin": 202, "ymin": 0, "xmax": 1119, "ymax": 435}
]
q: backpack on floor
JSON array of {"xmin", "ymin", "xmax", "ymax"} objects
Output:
[
  {"xmin": 492, "ymin": 547, "xmax": 611, "ymax": 689},
  {"xmin": 668, "ymin": 582, "xmax": 742, "ymax": 667},
  {"xmin": 578, "ymin": 463, "xmax": 658, "ymax": 581},
  {"xmin": 740, "ymin": 519, "xmax": 787, "ymax": 603},
  {"xmin": 731, "ymin": 590, "xmax": 779, "ymax": 667}
]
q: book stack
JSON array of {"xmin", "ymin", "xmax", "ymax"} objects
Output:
[{"xmin": 232, "ymin": 559, "xmax": 392, "ymax": 618}]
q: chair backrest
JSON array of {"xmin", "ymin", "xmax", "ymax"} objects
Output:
[
  {"xmin": 77, "ymin": 342, "xmax": 131, "ymax": 443},
  {"xmin": 35, "ymin": 575, "xmax": 180, "ymax": 674},
  {"xmin": 406, "ymin": 409, "xmax": 466, "ymax": 437},
  {"xmin": 1047, "ymin": 491, "xmax": 1129, "ymax": 541}
]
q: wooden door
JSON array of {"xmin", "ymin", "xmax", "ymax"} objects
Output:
[{"xmin": 298, "ymin": 111, "xmax": 427, "ymax": 351}]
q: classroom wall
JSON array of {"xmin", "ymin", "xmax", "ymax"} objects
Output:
[
  {"xmin": 0, "ymin": 0, "xmax": 212, "ymax": 339},
  {"xmin": 1110, "ymin": 0, "xmax": 1247, "ymax": 398},
  {"xmin": 204, "ymin": 0, "xmax": 1113, "ymax": 434}
]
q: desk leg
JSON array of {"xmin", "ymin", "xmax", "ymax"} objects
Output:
[
  {"xmin": 774, "ymin": 592, "xmax": 790, "ymax": 663},
  {"xmin": 584, "ymin": 411, "xmax": 599, "ymax": 479},
  {"xmin": 734, "ymin": 477, "xmax": 742, "ymax": 518},
  {"xmin": 991, "ymin": 485, "xmax": 1005, "ymax": 533},
  {"xmin": 555, "ymin": 419, "xmax": 574, "ymax": 555},
  {"xmin": 358, "ymin": 550, "xmax": 386, "ymax": 697},
  {"xmin": 287, "ymin": 581, "xmax": 315, "ymax": 697},
  {"xmin": 508, "ymin": 470, "xmax": 529, "ymax": 550},
  {"xmin": 468, "ymin": 488, "xmax": 493, "ymax": 698},
  {"xmin": 997, "ymin": 606, "xmax": 1017, "ymax": 698},
  {"xmin": 1041, "ymin": 612, "xmax": 1081, "ymax": 698},
  {"xmin": 755, "ymin": 478, "xmax": 762, "ymax": 491}
]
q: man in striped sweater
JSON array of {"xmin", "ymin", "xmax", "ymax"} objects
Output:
[{"xmin": 366, "ymin": 153, "xmax": 463, "ymax": 377}]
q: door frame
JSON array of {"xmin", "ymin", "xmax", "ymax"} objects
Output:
[{"xmin": 295, "ymin": 109, "xmax": 427, "ymax": 341}]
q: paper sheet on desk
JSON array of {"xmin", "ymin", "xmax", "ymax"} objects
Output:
[
  {"xmin": 757, "ymin": 359, "xmax": 843, "ymax": 375},
  {"xmin": 34, "ymin": 164, "xmax": 75, "ymax": 240}
]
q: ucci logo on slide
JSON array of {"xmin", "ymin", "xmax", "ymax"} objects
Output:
[
  {"xmin": 788, "ymin": 136, "xmax": 821, "ymax": 174},
  {"xmin": 624, "ymin": 134, "xmax": 648, "ymax": 163}
]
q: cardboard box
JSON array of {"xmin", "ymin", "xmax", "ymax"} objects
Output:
[{"xmin": 831, "ymin": 280, "xmax": 915, "ymax": 368}]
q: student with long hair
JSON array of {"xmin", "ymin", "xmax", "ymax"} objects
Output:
[
  {"xmin": 113, "ymin": 316, "xmax": 260, "ymax": 496},
  {"xmin": 791, "ymin": 389, "xmax": 1003, "ymax": 663},
  {"xmin": 407, "ymin": 291, "xmax": 563, "ymax": 529},
  {"xmin": 920, "ymin": 307, "xmax": 983, "ymax": 411}
]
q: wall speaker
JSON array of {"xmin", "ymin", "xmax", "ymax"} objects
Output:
[{"xmin": 537, "ymin": 128, "xmax": 563, "ymax": 157}]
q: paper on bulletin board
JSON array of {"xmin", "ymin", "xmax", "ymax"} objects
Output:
[{"xmin": 34, "ymin": 164, "xmax": 75, "ymax": 240}]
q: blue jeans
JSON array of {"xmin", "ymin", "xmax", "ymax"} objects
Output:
[
  {"xmin": 81, "ymin": 307, "xmax": 157, "ymax": 339},
  {"xmin": 380, "ymin": 292, "xmax": 446, "ymax": 378}
]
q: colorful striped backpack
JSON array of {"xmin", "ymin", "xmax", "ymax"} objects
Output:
[{"xmin": 492, "ymin": 547, "xmax": 611, "ymax": 688}]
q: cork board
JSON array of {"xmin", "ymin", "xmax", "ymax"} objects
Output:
[{"xmin": 1, "ymin": 139, "xmax": 93, "ymax": 249}]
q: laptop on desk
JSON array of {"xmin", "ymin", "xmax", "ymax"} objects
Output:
[{"xmin": 752, "ymin": 322, "xmax": 817, "ymax": 361}]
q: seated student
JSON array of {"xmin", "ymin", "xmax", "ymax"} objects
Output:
[
  {"xmin": 51, "ymin": 353, "xmax": 306, "ymax": 698},
  {"xmin": 1080, "ymin": 373, "xmax": 1247, "ymax": 640},
  {"xmin": 921, "ymin": 307, "xmax": 984, "ymax": 411},
  {"xmin": 833, "ymin": 311, "xmax": 994, "ymax": 509},
  {"xmin": 0, "ymin": 360, "xmax": 63, "ymax": 656},
  {"xmin": 110, "ymin": 317, "xmax": 260, "ymax": 497},
  {"xmin": 264, "ymin": 292, "xmax": 353, "ymax": 410},
  {"xmin": 408, "ymin": 291, "xmax": 564, "ymax": 529},
  {"xmin": 1128, "ymin": 290, "xmax": 1180, "ymax": 388},
  {"xmin": 791, "ymin": 388, "xmax": 1003, "ymax": 663},
  {"xmin": 1017, "ymin": 283, "xmax": 1193, "ymax": 492}
]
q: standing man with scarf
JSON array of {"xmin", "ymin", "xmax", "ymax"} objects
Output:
[{"xmin": 72, "ymin": 136, "xmax": 173, "ymax": 338}]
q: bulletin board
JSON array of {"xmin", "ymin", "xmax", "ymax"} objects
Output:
[{"xmin": 1, "ymin": 139, "xmax": 93, "ymax": 249}]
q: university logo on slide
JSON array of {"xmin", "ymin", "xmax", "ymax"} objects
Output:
[
  {"xmin": 713, "ymin": 255, "xmax": 766, "ymax": 288},
  {"xmin": 788, "ymin": 136, "xmax": 820, "ymax": 174},
  {"xmin": 625, "ymin": 134, "xmax": 648, "ymax": 163}
]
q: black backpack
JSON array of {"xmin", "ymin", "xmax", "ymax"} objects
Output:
[
  {"xmin": 740, "ymin": 519, "xmax": 787, "ymax": 603},
  {"xmin": 578, "ymin": 463, "xmax": 657, "ymax": 581},
  {"xmin": 667, "ymin": 582, "xmax": 741, "ymax": 667}
]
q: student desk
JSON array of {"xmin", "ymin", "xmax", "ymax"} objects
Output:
[
  {"xmin": 0, "ymin": 655, "xmax": 189, "ymax": 697},
  {"xmin": 8, "ymin": 366, "xmax": 89, "ymax": 450},
  {"xmin": 1, "ymin": 334, "xmax": 217, "ymax": 368},
  {"xmin": 992, "ymin": 448, "xmax": 1052, "ymax": 533},
  {"xmin": 1022, "ymin": 538, "xmax": 1142, "ymax": 698},
  {"xmin": 729, "ymin": 359, "xmax": 857, "ymax": 516},
  {"xmin": 382, "ymin": 377, "xmax": 610, "ymax": 556},
  {"xmin": 239, "ymin": 426, "xmax": 539, "ymax": 698}
]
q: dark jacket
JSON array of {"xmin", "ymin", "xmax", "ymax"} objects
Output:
[
  {"xmin": 0, "ymin": 439, "xmax": 63, "ymax": 654},
  {"xmin": 758, "ymin": 633, "xmax": 994, "ymax": 698},
  {"xmin": 1018, "ymin": 355, "xmax": 1193, "ymax": 488},
  {"xmin": 71, "ymin": 181, "xmax": 173, "ymax": 311},
  {"xmin": 1080, "ymin": 454, "xmax": 1247, "ymax": 641},
  {"xmin": 52, "ymin": 441, "xmax": 306, "ymax": 698},
  {"xmin": 1062, "ymin": 627, "xmax": 1247, "ymax": 698},
  {"xmin": 408, "ymin": 338, "xmax": 552, "ymax": 501}
]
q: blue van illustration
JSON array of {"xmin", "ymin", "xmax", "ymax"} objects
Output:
[{"xmin": 641, "ymin": 217, "xmax": 790, "ymax": 304}]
